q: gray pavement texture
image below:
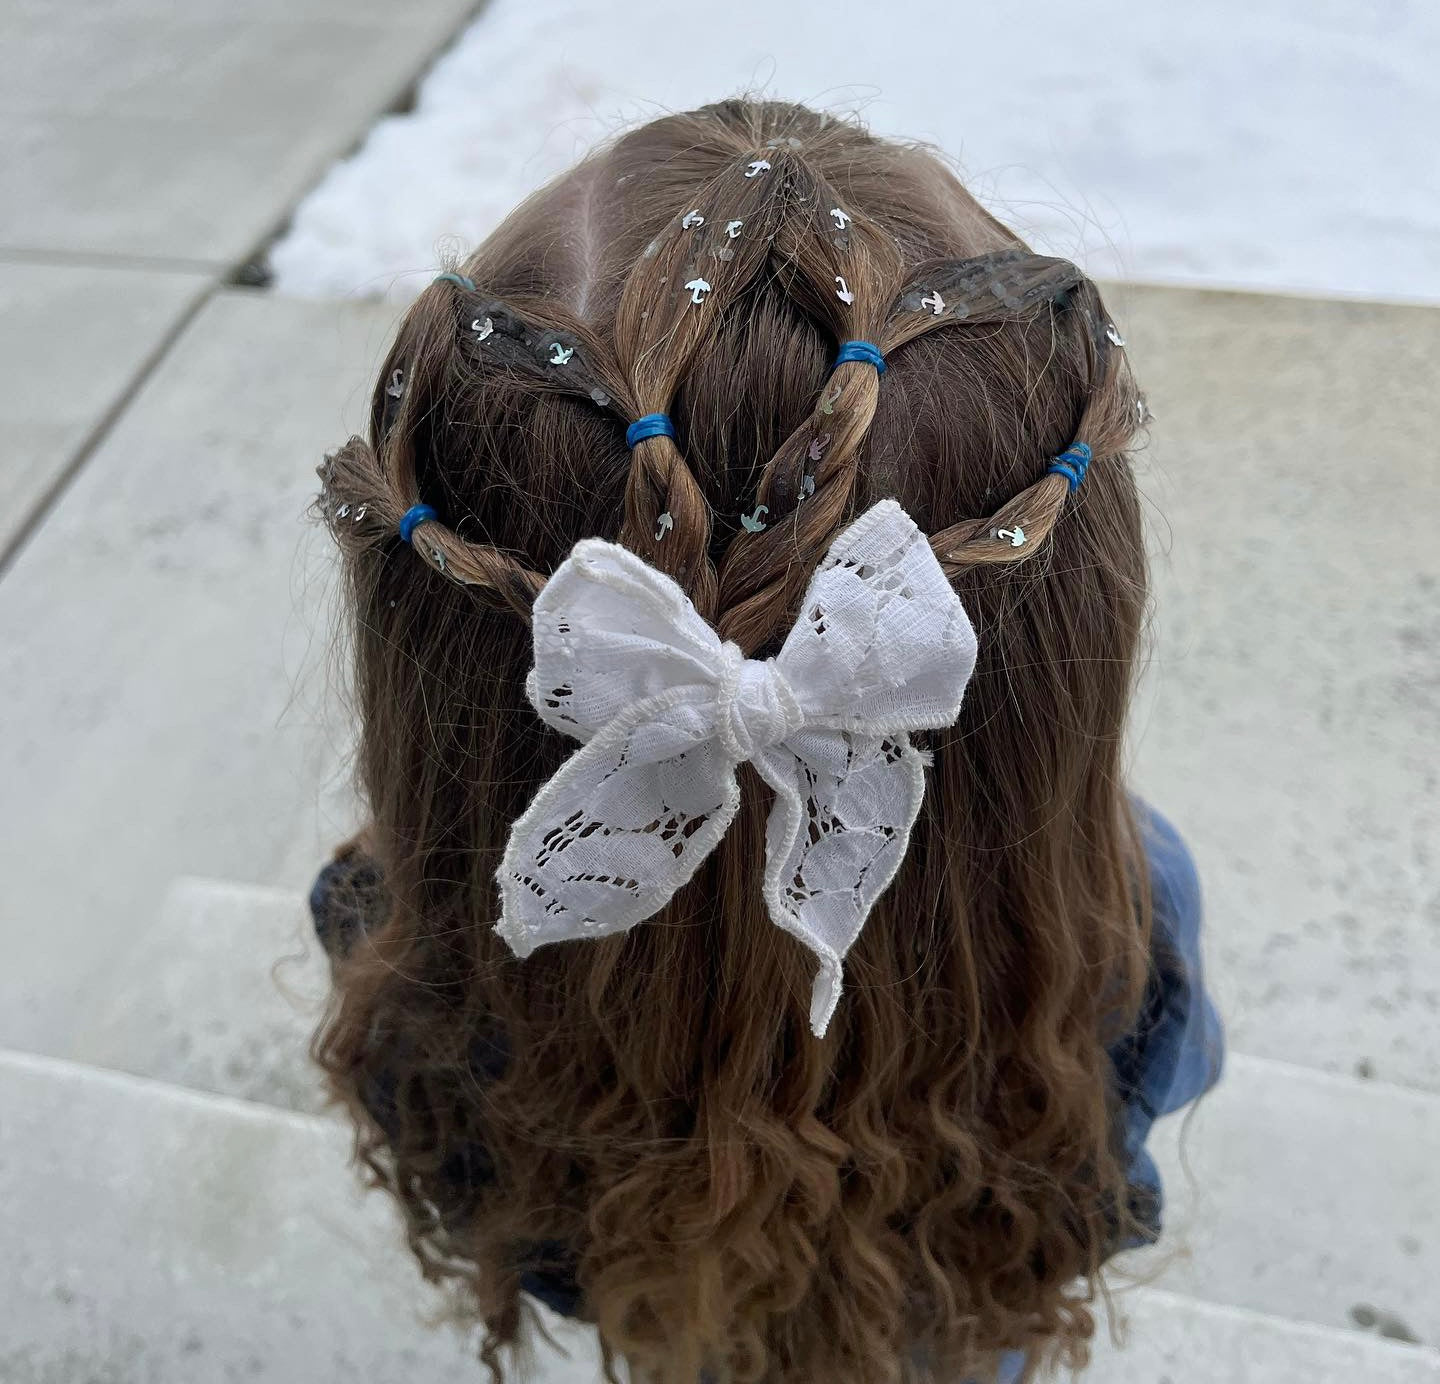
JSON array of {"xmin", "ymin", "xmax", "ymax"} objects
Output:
[
  {"xmin": 0, "ymin": 0, "xmax": 479, "ymax": 263},
  {"xmin": 0, "ymin": 292, "xmax": 382, "ymax": 1053},
  {"xmin": 70, "ymin": 878, "xmax": 332, "ymax": 1115},
  {"xmin": 3, "ymin": 1047, "xmax": 1438, "ymax": 1384},
  {"xmin": 0, "ymin": 261, "xmax": 210, "ymax": 558},
  {"xmin": 1122, "ymin": 1051, "xmax": 1440, "ymax": 1341},
  {"xmin": 81, "ymin": 877, "xmax": 1440, "ymax": 1353},
  {"xmin": 0, "ymin": 1050, "xmax": 485, "ymax": 1383},
  {"xmin": 1119, "ymin": 284, "xmax": 1440, "ymax": 1093}
]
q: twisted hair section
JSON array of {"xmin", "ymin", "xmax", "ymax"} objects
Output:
[
  {"xmin": 711, "ymin": 162, "xmax": 905, "ymax": 651},
  {"xmin": 912, "ymin": 265, "xmax": 1138, "ymax": 575},
  {"xmin": 313, "ymin": 280, "xmax": 641, "ymax": 619},
  {"xmin": 610, "ymin": 149, "xmax": 804, "ymax": 613}
]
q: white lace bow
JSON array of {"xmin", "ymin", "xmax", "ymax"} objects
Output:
[{"xmin": 497, "ymin": 500, "xmax": 979, "ymax": 1036}]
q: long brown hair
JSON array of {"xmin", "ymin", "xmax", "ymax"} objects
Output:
[{"xmin": 314, "ymin": 99, "xmax": 1151, "ymax": 1384}]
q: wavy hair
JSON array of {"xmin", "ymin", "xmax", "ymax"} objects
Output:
[{"xmin": 313, "ymin": 99, "xmax": 1152, "ymax": 1384}]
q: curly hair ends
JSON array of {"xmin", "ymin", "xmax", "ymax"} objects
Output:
[{"xmin": 313, "ymin": 98, "xmax": 1153, "ymax": 1384}]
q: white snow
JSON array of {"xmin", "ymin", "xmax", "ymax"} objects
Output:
[{"xmin": 269, "ymin": 0, "xmax": 1440, "ymax": 304}]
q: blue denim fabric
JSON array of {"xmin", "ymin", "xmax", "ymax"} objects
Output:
[
  {"xmin": 310, "ymin": 802, "xmax": 1223, "ymax": 1356},
  {"xmin": 996, "ymin": 1351, "xmax": 1026, "ymax": 1384},
  {"xmin": 1110, "ymin": 803, "xmax": 1226, "ymax": 1227}
]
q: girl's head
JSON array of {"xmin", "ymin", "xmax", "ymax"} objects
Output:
[{"xmin": 318, "ymin": 100, "xmax": 1150, "ymax": 1383}]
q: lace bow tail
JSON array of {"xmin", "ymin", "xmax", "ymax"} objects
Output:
[{"xmin": 753, "ymin": 727, "xmax": 931, "ymax": 1037}]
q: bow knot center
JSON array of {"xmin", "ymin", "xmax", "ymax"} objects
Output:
[{"xmin": 716, "ymin": 645, "xmax": 804, "ymax": 761}]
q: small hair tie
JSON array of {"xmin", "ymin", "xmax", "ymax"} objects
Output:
[
  {"xmin": 434, "ymin": 272, "xmax": 475, "ymax": 292},
  {"xmin": 1047, "ymin": 442, "xmax": 1092, "ymax": 492},
  {"xmin": 626, "ymin": 413, "xmax": 677, "ymax": 448},
  {"xmin": 399, "ymin": 503, "xmax": 438, "ymax": 544},
  {"xmin": 833, "ymin": 340, "xmax": 887, "ymax": 374}
]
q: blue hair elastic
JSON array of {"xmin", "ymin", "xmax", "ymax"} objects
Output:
[
  {"xmin": 626, "ymin": 413, "xmax": 677, "ymax": 448},
  {"xmin": 433, "ymin": 272, "xmax": 475, "ymax": 291},
  {"xmin": 398, "ymin": 503, "xmax": 437, "ymax": 544},
  {"xmin": 833, "ymin": 340, "xmax": 887, "ymax": 374},
  {"xmin": 1047, "ymin": 442, "xmax": 1092, "ymax": 492}
]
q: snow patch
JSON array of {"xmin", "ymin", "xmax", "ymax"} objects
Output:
[{"xmin": 269, "ymin": 0, "xmax": 1440, "ymax": 304}]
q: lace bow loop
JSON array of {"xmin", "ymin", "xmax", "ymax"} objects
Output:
[
  {"xmin": 773, "ymin": 501, "xmax": 978, "ymax": 730},
  {"xmin": 526, "ymin": 538, "xmax": 728, "ymax": 742},
  {"xmin": 497, "ymin": 501, "xmax": 979, "ymax": 1035}
]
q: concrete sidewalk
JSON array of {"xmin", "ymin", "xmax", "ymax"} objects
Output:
[
  {"xmin": 2, "ymin": 0, "xmax": 478, "ymax": 1042},
  {"xmin": 1120, "ymin": 283, "xmax": 1440, "ymax": 1093},
  {"xmin": 0, "ymin": 0, "xmax": 477, "ymax": 566},
  {"xmin": 0, "ymin": 0, "xmax": 479, "ymax": 265},
  {"xmin": 5, "ymin": 1046, "xmax": 1438, "ymax": 1384}
]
